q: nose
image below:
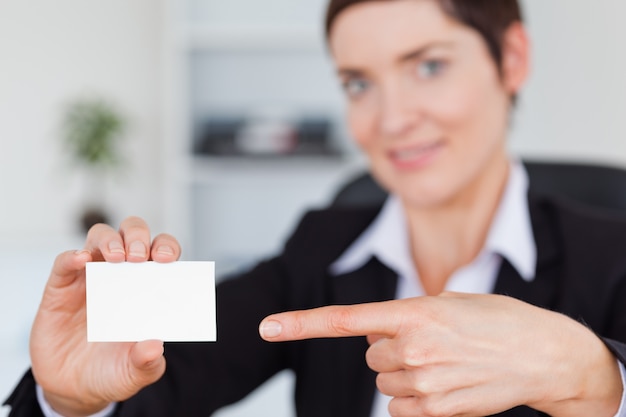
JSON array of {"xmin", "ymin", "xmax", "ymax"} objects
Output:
[{"xmin": 378, "ymin": 81, "xmax": 421, "ymax": 138}]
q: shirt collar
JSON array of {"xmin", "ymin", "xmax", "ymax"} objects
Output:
[
  {"xmin": 484, "ymin": 161, "xmax": 536, "ymax": 281},
  {"xmin": 329, "ymin": 161, "xmax": 537, "ymax": 282}
]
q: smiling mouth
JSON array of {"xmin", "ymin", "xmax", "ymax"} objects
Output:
[{"xmin": 390, "ymin": 141, "xmax": 443, "ymax": 164}]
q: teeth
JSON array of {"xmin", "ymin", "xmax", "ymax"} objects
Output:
[
  {"xmin": 394, "ymin": 143, "xmax": 438, "ymax": 161},
  {"xmin": 395, "ymin": 149, "xmax": 422, "ymax": 160}
]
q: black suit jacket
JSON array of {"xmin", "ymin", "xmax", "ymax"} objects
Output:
[{"xmin": 6, "ymin": 193, "xmax": 626, "ymax": 417}]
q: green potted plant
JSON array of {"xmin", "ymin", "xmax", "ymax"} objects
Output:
[{"xmin": 61, "ymin": 97, "xmax": 127, "ymax": 233}]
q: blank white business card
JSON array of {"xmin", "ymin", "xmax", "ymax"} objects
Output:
[{"xmin": 86, "ymin": 261, "xmax": 216, "ymax": 342}]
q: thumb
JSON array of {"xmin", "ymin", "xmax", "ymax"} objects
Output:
[{"xmin": 128, "ymin": 340, "xmax": 166, "ymax": 387}]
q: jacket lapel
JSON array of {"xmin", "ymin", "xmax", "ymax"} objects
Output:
[{"xmin": 494, "ymin": 192, "xmax": 561, "ymax": 310}]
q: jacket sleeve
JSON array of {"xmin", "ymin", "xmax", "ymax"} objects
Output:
[
  {"xmin": 604, "ymin": 339, "xmax": 626, "ymax": 365},
  {"xmin": 603, "ymin": 271, "xmax": 626, "ymax": 366},
  {"xmin": 3, "ymin": 370, "xmax": 44, "ymax": 417}
]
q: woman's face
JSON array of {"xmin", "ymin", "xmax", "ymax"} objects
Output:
[{"xmin": 329, "ymin": 0, "xmax": 527, "ymax": 209}]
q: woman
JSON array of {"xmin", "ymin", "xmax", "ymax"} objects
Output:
[{"xmin": 6, "ymin": 1, "xmax": 626, "ymax": 416}]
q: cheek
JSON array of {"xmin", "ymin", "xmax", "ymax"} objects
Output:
[
  {"xmin": 428, "ymin": 71, "xmax": 508, "ymax": 140},
  {"xmin": 430, "ymin": 81, "xmax": 483, "ymax": 128}
]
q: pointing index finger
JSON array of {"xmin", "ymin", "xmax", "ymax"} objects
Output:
[{"xmin": 259, "ymin": 301, "xmax": 402, "ymax": 342}]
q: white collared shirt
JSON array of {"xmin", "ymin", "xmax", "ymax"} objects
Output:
[{"xmin": 330, "ymin": 161, "xmax": 626, "ymax": 417}]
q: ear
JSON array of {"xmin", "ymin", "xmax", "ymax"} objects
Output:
[{"xmin": 501, "ymin": 22, "xmax": 531, "ymax": 95}]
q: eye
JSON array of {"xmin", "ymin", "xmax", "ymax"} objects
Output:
[
  {"xmin": 342, "ymin": 78, "xmax": 370, "ymax": 98},
  {"xmin": 417, "ymin": 59, "xmax": 446, "ymax": 79}
]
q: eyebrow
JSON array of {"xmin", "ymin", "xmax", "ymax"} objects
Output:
[
  {"xmin": 336, "ymin": 41, "xmax": 454, "ymax": 78},
  {"xmin": 398, "ymin": 41, "xmax": 454, "ymax": 63}
]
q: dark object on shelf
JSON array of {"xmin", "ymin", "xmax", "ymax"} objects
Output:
[
  {"xmin": 193, "ymin": 117, "xmax": 245, "ymax": 155},
  {"xmin": 295, "ymin": 118, "xmax": 335, "ymax": 155},
  {"xmin": 193, "ymin": 115, "xmax": 338, "ymax": 157}
]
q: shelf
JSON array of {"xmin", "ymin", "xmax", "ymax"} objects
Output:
[{"xmin": 189, "ymin": 154, "xmax": 363, "ymax": 186}]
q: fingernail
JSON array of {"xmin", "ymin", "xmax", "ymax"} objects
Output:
[
  {"xmin": 259, "ymin": 320, "xmax": 282, "ymax": 339},
  {"xmin": 108, "ymin": 241, "xmax": 125, "ymax": 254},
  {"xmin": 157, "ymin": 245, "xmax": 174, "ymax": 256},
  {"xmin": 74, "ymin": 249, "xmax": 90, "ymax": 256},
  {"xmin": 129, "ymin": 241, "xmax": 146, "ymax": 257}
]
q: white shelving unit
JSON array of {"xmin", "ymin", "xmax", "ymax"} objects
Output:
[
  {"xmin": 161, "ymin": 0, "xmax": 365, "ymax": 270},
  {"xmin": 160, "ymin": 3, "xmax": 365, "ymax": 415}
]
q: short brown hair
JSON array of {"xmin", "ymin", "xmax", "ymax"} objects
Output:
[{"xmin": 325, "ymin": 0, "xmax": 523, "ymax": 69}]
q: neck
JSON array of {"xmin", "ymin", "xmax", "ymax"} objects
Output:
[{"xmin": 404, "ymin": 155, "xmax": 510, "ymax": 295}]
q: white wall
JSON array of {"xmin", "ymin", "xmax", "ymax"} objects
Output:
[
  {"xmin": 0, "ymin": 0, "xmax": 165, "ymax": 239},
  {"xmin": 511, "ymin": 0, "xmax": 626, "ymax": 164}
]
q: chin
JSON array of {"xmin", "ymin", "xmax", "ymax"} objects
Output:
[
  {"xmin": 403, "ymin": 191, "xmax": 454, "ymax": 210},
  {"xmin": 387, "ymin": 181, "xmax": 451, "ymax": 209}
]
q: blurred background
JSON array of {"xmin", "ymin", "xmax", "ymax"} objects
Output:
[{"xmin": 2, "ymin": 0, "xmax": 626, "ymax": 416}]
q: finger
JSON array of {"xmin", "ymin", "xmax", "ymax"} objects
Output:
[
  {"xmin": 387, "ymin": 396, "xmax": 422, "ymax": 417},
  {"xmin": 377, "ymin": 367, "xmax": 453, "ymax": 398},
  {"xmin": 376, "ymin": 370, "xmax": 417, "ymax": 397},
  {"xmin": 387, "ymin": 397, "xmax": 420, "ymax": 417},
  {"xmin": 367, "ymin": 334, "xmax": 385, "ymax": 345},
  {"xmin": 47, "ymin": 250, "xmax": 93, "ymax": 289},
  {"xmin": 388, "ymin": 395, "xmax": 463, "ymax": 417},
  {"xmin": 119, "ymin": 217, "xmax": 152, "ymax": 262},
  {"xmin": 128, "ymin": 340, "xmax": 166, "ymax": 388},
  {"xmin": 150, "ymin": 233, "xmax": 181, "ymax": 263},
  {"xmin": 367, "ymin": 337, "xmax": 405, "ymax": 373},
  {"xmin": 259, "ymin": 301, "xmax": 403, "ymax": 341},
  {"xmin": 84, "ymin": 223, "xmax": 126, "ymax": 263}
]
